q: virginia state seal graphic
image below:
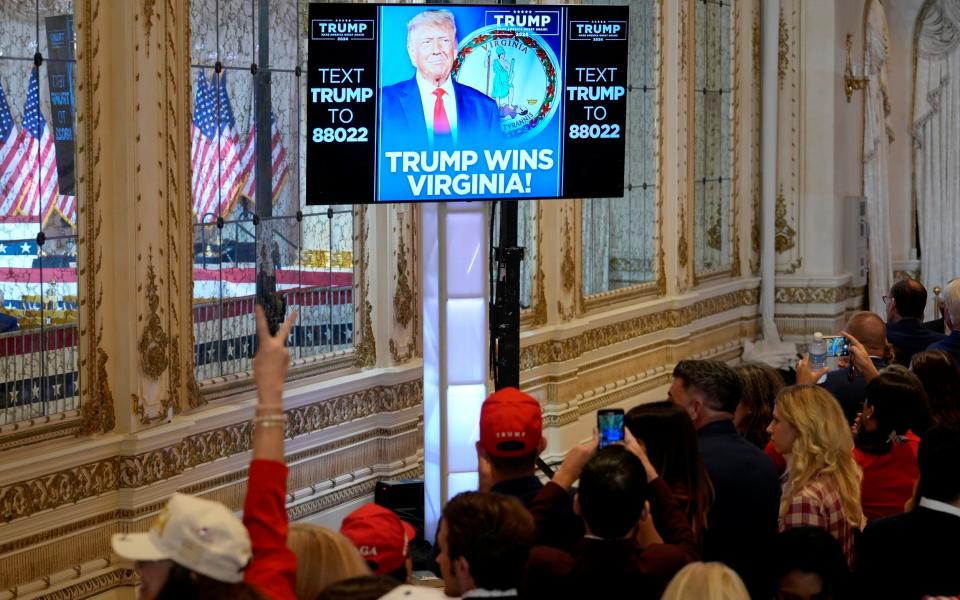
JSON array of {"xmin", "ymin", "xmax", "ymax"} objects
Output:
[{"xmin": 452, "ymin": 25, "xmax": 561, "ymax": 141}]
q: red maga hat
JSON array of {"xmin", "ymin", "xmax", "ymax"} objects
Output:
[
  {"xmin": 479, "ymin": 387, "xmax": 543, "ymax": 458},
  {"xmin": 340, "ymin": 504, "xmax": 416, "ymax": 575}
]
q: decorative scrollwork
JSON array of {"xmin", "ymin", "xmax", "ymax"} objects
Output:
[
  {"xmin": 393, "ymin": 225, "xmax": 414, "ymax": 329},
  {"xmin": 778, "ymin": 16, "xmax": 789, "ymax": 88},
  {"xmin": 354, "ymin": 206, "xmax": 376, "ymax": 368},
  {"xmin": 139, "ymin": 250, "xmax": 170, "ymax": 379},
  {"xmin": 774, "ymin": 190, "xmax": 797, "ymax": 253}
]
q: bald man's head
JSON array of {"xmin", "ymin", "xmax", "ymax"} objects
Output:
[{"xmin": 846, "ymin": 311, "xmax": 888, "ymax": 355}]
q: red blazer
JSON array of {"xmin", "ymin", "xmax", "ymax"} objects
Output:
[
  {"xmin": 243, "ymin": 459, "xmax": 298, "ymax": 600},
  {"xmin": 854, "ymin": 433, "xmax": 920, "ymax": 523}
]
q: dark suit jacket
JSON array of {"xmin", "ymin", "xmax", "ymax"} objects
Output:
[
  {"xmin": 922, "ymin": 317, "xmax": 945, "ymax": 334},
  {"xmin": 380, "ymin": 76, "xmax": 502, "ymax": 148},
  {"xmin": 491, "ymin": 476, "xmax": 584, "ymax": 550},
  {"xmin": 820, "ymin": 357, "xmax": 887, "ymax": 426},
  {"xmin": 698, "ymin": 420, "xmax": 781, "ymax": 599},
  {"xmin": 525, "ymin": 478, "xmax": 697, "ymax": 600},
  {"xmin": 855, "ymin": 505, "xmax": 960, "ymax": 599},
  {"xmin": 927, "ymin": 331, "xmax": 960, "ymax": 370},
  {"xmin": 887, "ymin": 318, "xmax": 945, "ymax": 366}
]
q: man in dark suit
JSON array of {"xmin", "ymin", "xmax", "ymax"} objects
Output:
[
  {"xmin": 669, "ymin": 360, "xmax": 781, "ymax": 598},
  {"xmin": 927, "ymin": 278, "xmax": 960, "ymax": 367},
  {"xmin": 885, "ymin": 278, "xmax": 945, "ymax": 366},
  {"xmin": 380, "ymin": 9, "xmax": 502, "ymax": 149},
  {"xmin": 855, "ymin": 425, "xmax": 960, "ymax": 598},
  {"xmin": 815, "ymin": 312, "xmax": 890, "ymax": 425}
]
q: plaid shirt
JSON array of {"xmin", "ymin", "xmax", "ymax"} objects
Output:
[{"xmin": 780, "ymin": 475, "xmax": 857, "ymax": 564}]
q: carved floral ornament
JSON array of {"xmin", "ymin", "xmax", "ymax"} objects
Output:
[{"xmin": 139, "ymin": 250, "xmax": 170, "ymax": 379}]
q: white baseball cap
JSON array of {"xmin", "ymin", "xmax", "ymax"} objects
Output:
[{"xmin": 111, "ymin": 493, "xmax": 252, "ymax": 583}]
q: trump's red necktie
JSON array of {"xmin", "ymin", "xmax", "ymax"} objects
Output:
[{"xmin": 433, "ymin": 88, "xmax": 451, "ymax": 136}]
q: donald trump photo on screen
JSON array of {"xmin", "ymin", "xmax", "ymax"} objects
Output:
[{"xmin": 381, "ymin": 9, "xmax": 502, "ymax": 149}]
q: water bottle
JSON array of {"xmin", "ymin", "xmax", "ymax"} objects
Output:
[{"xmin": 809, "ymin": 332, "xmax": 827, "ymax": 371}]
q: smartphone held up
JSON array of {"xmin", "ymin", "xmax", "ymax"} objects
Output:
[{"xmin": 598, "ymin": 408, "xmax": 625, "ymax": 449}]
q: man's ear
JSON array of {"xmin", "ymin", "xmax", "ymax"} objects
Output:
[
  {"xmin": 537, "ymin": 436, "xmax": 547, "ymax": 455},
  {"xmin": 454, "ymin": 555, "xmax": 472, "ymax": 582}
]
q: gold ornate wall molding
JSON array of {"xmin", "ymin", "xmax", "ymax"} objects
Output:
[
  {"xmin": 389, "ymin": 205, "xmax": 418, "ymax": 363},
  {"xmin": 0, "ymin": 420, "xmax": 422, "ymax": 594},
  {"xmin": 0, "ymin": 379, "xmax": 422, "ymax": 524},
  {"xmin": 139, "ymin": 250, "xmax": 170, "ymax": 380},
  {"xmin": 529, "ymin": 202, "xmax": 548, "ymax": 327},
  {"xmin": 750, "ymin": 0, "xmax": 762, "ymax": 276},
  {"xmin": 778, "ymin": 15, "xmax": 789, "ymax": 87},
  {"xmin": 354, "ymin": 205, "xmax": 376, "ymax": 368},
  {"xmin": 776, "ymin": 0, "xmax": 803, "ymax": 274},
  {"xmin": 76, "ymin": 0, "xmax": 115, "ymax": 436},
  {"xmin": 521, "ymin": 286, "xmax": 758, "ymax": 371},
  {"xmin": 774, "ymin": 284, "xmax": 864, "ymax": 304},
  {"xmin": 677, "ymin": 0, "xmax": 692, "ymax": 282}
]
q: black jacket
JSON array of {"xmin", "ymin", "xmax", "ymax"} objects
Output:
[
  {"xmin": 698, "ymin": 420, "xmax": 781, "ymax": 598},
  {"xmin": 855, "ymin": 504, "xmax": 960, "ymax": 599},
  {"xmin": 887, "ymin": 318, "xmax": 945, "ymax": 366}
]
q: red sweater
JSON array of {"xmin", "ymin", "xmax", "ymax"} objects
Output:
[
  {"xmin": 243, "ymin": 459, "xmax": 298, "ymax": 600},
  {"xmin": 764, "ymin": 441, "xmax": 787, "ymax": 475},
  {"xmin": 853, "ymin": 434, "xmax": 920, "ymax": 523}
]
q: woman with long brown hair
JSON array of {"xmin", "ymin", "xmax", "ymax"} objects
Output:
[
  {"xmin": 911, "ymin": 349, "xmax": 960, "ymax": 427},
  {"xmin": 626, "ymin": 401, "xmax": 714, "ymax": 543}
]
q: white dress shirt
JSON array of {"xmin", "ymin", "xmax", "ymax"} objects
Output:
[{"xmin": 415, "ymin": 72, "xmax": 458, "ymax": 145}]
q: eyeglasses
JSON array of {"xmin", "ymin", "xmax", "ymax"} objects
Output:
[{"xmin": 882, "ymin": 295, "xmax": 892, "ymax": 305}]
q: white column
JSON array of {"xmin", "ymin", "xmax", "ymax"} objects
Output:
[
  {"xmin": 760, "ymin": 0, "xmax": 781, "ymax": 343},
  {"xmin": 421, "ymin": 202, "xmax": 489, "ymax": 542}
]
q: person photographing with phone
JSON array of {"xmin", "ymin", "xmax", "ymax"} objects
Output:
[
  {"xmin": 796, "ymin": 311, "xmax": 893, "ymax": 426},
  {"xmin": 524, "ymin": 428, "xmax": 698, "ymax": 599}
]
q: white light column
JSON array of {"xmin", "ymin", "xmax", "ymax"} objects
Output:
[{"xmin": 422, "ymin": 201, "xmax": 489, "ymax": 541}]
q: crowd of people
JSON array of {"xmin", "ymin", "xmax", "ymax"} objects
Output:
[{"xmin": 109, "ymin": 278, "xmax": 960, "ymax": 599}]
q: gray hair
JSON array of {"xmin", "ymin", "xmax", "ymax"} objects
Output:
[{"xmin": 407, "ymin": 9, "xmax": 457, "ymax": 44}]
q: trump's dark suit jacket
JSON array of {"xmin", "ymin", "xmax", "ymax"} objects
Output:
[
  {"xmin": 887, "ymin": 318, "xmax": 945, "ymax": 366},
  {"xmin": 380, "ymin": 76, "xmax": 502, "ymax": 148}
]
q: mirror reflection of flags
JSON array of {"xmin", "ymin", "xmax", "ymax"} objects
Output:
[
  {"xmin": 190, "ymin": 70, "xmax": 289, "ymax": 223},
  {"xmin": 0, "ymin": 68, "xmax": 76, "ymax": 228}
]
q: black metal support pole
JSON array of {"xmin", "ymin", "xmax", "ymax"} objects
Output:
[
  {"xmin": 492, "ymin": 200, "xmax": 523, "ymax": 390},
  {"xmin": 254, "ymin": 0, "xmax": 284, "ymax": 333}
]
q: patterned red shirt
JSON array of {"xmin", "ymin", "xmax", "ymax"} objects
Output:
[{"xmin": 780, "ymin": 475, "xmax": 859, "ymax": 564}]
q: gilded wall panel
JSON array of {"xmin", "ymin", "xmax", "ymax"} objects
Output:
[{"xmin": 775, "ymin": 0, "xmax": 802, "ymax": 273}]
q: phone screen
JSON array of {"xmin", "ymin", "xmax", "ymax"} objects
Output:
[
  {"xmin": 598, "ymin": 409, "xmax": 625, "ymax": 448},
  {"xmin": 825, "ymin": 336, "xmax": 850, "ymax": 357}
]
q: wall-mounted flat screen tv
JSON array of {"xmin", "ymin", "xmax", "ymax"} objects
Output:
[{"xmin": 307, "ymin": 3, "xmax": 629, "ymax": 204}]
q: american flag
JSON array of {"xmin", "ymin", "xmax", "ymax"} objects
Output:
[
  {"xmin": 236, "ymin": 102, "xmax": 289, "ymax": 212},
  {"xmin": 15, "ymin": 68, "xmax": 75, "ymax": 227},
  {"xmin": 191, "ymin": 70, "xmax": 244, "ymax": 221},
  {"xmin": 0, "ymin": 78, "xmax": 26, "ymax": 217}
]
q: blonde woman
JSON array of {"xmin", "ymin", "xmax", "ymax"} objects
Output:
[
  {"xmin": 767, "ymin": 385, "xmax": 865, "ymax": 564},
  {"xmin": 661, "ymin": 562, "xmax": 750, "ymax": 600},
  {"xmin": 286, "ymin": 524, "xmax": 371, "ymax": 599}
]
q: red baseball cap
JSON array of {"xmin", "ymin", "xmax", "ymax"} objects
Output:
[
  {"xmin": 340, "ymin": 504, "xmax": 416, "ymax": 575},
  {"xmin": 479, "ymin": 387, "xmax": 543, "ymax": 458}
]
